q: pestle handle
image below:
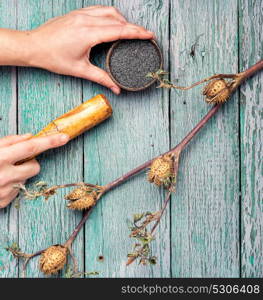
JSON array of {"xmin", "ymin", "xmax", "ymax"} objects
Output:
[{"xmin": 16, "ymin": 94, "xmax": 113, "ymax": 165}]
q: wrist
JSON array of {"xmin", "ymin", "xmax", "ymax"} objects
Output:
[{"xmin": 0, "ymin": 29, "xmax": 35, "ymax": 67}]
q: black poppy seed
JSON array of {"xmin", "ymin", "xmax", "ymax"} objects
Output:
[{"xmin": 109, "ymin": 40, "xmax": 161, "ymax": 89}]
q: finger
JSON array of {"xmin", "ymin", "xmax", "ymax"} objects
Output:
[
  {"xmin": 81, "ymin": 5, "xmax": 104, "ymax": 10},
  {"xmin": 128, "ymin": 23, "xmax": 156, "ymax": 38},
  {"xmin": 80, "ymin": 63, "xmax": 120, "ymax": 94},
  {"xmin": 75, "ymin": 15, "xmax": 126, "ymax": 26},
  {"xmin": 44, "ymin": 16, "xmax": 61, "ymax": 25},
  {"xmin": 0, "ymin": 133, "xmax": 32, "ymax": 148},
  {"xmin": 94, "ymin": 24, "xmax": 154, "ymax": 44},
  {"xmin": 81, "ymin": 6, "xmax": 127, "ymax": 23},
  {"xmin": 12, "ymin": 159, "xmax": 41, "ymax": 182},
  {"xmin": 2, "ymin": 133, "xmax": 69, "ymax": 164},
  {"xmin": 0, "ymin": 161, "xmax": 36, "ymax": 187},
  {"xmin": 0, "ymin": 186, "xmax": 18, "ymax": 207}
]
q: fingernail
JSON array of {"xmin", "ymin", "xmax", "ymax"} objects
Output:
[
  {"xmin": 59, "ymin": 134, "xmax": 70, "ymax": 143},
  {"xmin": 111, "ymin": 86, "xmax": 120, "ymax": 95}
]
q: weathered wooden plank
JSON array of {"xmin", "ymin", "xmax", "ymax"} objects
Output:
[
  {"xmin": 170, "ymin": 0, "xmax": 240, "ymax": 277},
  {"xmin": 0, "ymin": 0, "xmax": 18, "ymax": 278},
  {"xmin": 83, "ymin": 0, "xmax": 170, "ymax": 277},
  {"xmin": 240, "ymin": 0, "xmax": 263, "ymax": 278},
  {"xmin": 17, "ymin": 0, "xmax": 84, "ymax": 277}
]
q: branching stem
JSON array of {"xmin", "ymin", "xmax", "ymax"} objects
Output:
[
  {"xmin": 69, "ymin": 59, "xmax": 262, "ymax": 249},
  {"xmin": 11, "ymin": 59, "xmax": 263, "ymax": 273}
]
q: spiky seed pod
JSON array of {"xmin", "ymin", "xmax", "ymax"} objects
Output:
[
  {"xmin": 203, "ymin": 79, "xmax": 231, "ymax": 103},
  {"xmin": 65, "ymin": 187, "xmax": 89, "ymax": 200},
  {"xmin": 67, "ymin": 194, "xmax": 96, "ymax": 210},
  {"xmin": 39, "ymin": 245, "xmax": 67, "ymax": 275},
  {"xmin": 203, "ymin": 79, "xmax": 226, "ymax": 97},
  {"xmin": 148, "ymin": 154, "xmax": 174, "ymax": 187}
]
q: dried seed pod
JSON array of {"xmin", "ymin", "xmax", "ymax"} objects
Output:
[
  {"xmin": 39, "ymin": 245, "xmax": 67, "ymax": 275},
  {"xmin": 67, "ymin": 194, "xmax": 96, "ymax": 210},
  {"xmin": 148, "ymin": 154, "xmax": 174, "ymax": 187},
  {"xmin": 208, "ymin": 88, "xmax": 230, "ymax": 104},
  {"xmin": 65, "ymin": 187, "xmax": 89, "ymax": 201},
  {"xmin": 203, "ymin": 79, "xmax": 230, "ymax": 103},
  {"xmin": 203, "ymin": 79, "xmax": 226, "ymax": 97}
]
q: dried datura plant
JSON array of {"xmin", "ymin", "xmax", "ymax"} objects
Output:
[
  {"xmin": 127, "ymin": 153, "xmax": 179, "ymax": 266},
  {"xmin": 147, "ymin": 60, "xmax": 263, "ymax": 104},
  {"xmin": 9, "ymin": 60, "xmax": 263, "ymax": 275}
]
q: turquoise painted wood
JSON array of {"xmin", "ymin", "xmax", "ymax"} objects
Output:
[
  {"xmin": 0, "ymin": 0, "xmax": 18, "ymax": 278},
  {"xmin": 170, "ymin": 0, "xmax": 240, "ymax": 277},
  {"xmin": 83, "ymin": 0, "xmax": 170, "ymax": 277},
  {"xmin": 240, "ymin": 0, "xmax": 263, "ymax": 278},
  {"xmin": 16, "ymin": 0, "xmax": 84, "ymax": 277},
  {"xmin": 0, "ymin": 0, "xmax": 262, "ymax": 278}
]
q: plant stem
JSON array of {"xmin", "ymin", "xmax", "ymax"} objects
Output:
[
  {"xmin": 237, "ymin": 60, "xmax": 263, "ymax": 84},
  {"xmin": 103, "ymin": 105, "xmax": 220, "ymax": 193},
  {"xmin": 64, "ymin": 207, "xmax": 94, "ymax": 248},
  {"xmin": 45, "ymin": 182, "xmax": 99, "ymax": 194},
  {"xmin": 126, "ymin": 152, "xmax": 180, "ymax": 266},
  {"xmin": 65, "ymin": 103, "xmax": 222, "ymax": 246},
  {"xmin": 65, "ymin": 59, "xmax": 263, "ymax": 247},
  {"xmin": 125, "ymin": 189, "xmax": 173, "ymax": 267},
  {"xmin": 177, "ymin": 104, "xmax": 223, "ymax": 150},
  {"xmin": 7, "ymin": 60, "xmax": 262, "ymax": 277},
  {"xmin": 156, "ymin": 59, "xmax": 262, "ymax": 92},
  {"xmin": 22, "ymin": 250, "xmax": 44, "ymax": 278},
  {"xmin": 151, "ymin": 190, "xmax": 172, "ymax": 234},
  {"xmin": 163, "ymin": 74, "xmax": 237, "ymax": 90}
]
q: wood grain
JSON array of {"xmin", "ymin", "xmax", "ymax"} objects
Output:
[
  {"xmin": 16, "ymin": 0, "xmax": 84, "ymax": 277},
  {"xmin": 170, "ymin": 0, "xmax": 240, "ymax": 277},
  {"xmin": 240, "ymin": 0, "xmax": 263, "ymax": 278},
  {"xmin": 83, "ymin": 0, "xmax": 170, "ymax": 277},
  {"xmin": 0, "ymin": 0, "xmax": 18, "ymax": 278},
  {"xmin": 0, "ymin": 0, "xmax": 262, "ymax": 278}
]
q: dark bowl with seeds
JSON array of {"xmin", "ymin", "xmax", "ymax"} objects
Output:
[{"xmin": 106, "ymin": 39, "xmax": 163, "ymax": 92}]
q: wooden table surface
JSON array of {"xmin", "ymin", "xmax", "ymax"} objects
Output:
[{"xmin": 0, "ymin": 0, "xmax": 262, "ymax": 278}]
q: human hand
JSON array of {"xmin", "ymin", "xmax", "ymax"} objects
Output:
[
  {"xmin": 0, "ymin": 133, "xmax": 69, "ymax": 209},
  {"xmin": 27, "ymin": 5, "xmax": 155, "ymax": 94}
]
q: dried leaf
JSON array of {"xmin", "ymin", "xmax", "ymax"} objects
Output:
[
  {"xmin": 133, "ymin": 213, "xmax": 145, "ymax": 223},
  {"xmin": 35, "ymin": 181, "xmax": 48, "ymax": 188}
]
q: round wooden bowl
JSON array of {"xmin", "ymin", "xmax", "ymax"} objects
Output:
[{"xmin": 106, "ymin": 39, "xmax": 163, "ymax": 92}]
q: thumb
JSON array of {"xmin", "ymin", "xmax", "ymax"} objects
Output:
[{"xmin": 82, "ymin": 63, "xmax": 120, "ymax": 94}]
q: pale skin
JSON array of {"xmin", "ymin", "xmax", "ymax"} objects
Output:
[{"xmin": 0, "ymin": 5, "xmax": 155, "ymax": 208}]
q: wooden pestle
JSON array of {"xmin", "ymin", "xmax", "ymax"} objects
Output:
[{"xmin": 17, "ymin": 94, "xmax": 113, "ymax": 164}]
